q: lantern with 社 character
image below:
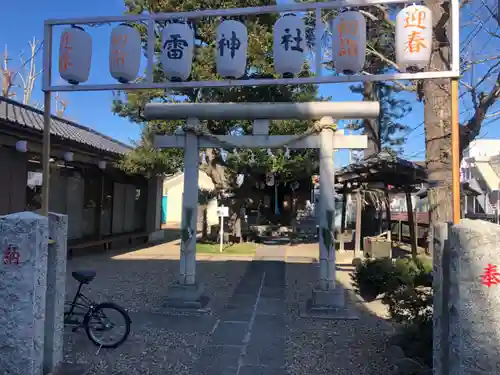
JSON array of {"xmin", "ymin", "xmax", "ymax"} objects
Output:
[
  {"xmin": 216, "ymin": 20, "xmax": 248, "ymax": 79},
  {"xmin": 109, "ymin": 23, "xmax": 141, "ymax": 83},
  {"xmin": 395, "ymin": 5, "xmax": 433, "ymax": 72},
  {"xmin": 59, "ymin": 25, "xmax": 92, "ymax": 85},
  {"xmin": 273, "ymin": 13, "xmax": 306, "ymax": 78},
  {"xmin": 331, "ymin": 11, "xmax": 367, "ymax": 74},
  {"xmin": 162, "ymin": 20, "xmax": 194, "ymax": 81}
]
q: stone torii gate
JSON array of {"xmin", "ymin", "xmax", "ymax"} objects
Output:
[{"xmin": 146, "ymin": 101, "xmax": 377, "ymax": 312}]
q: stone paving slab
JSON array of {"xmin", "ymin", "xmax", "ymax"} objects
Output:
[
  {"xmin": 239, "ymin": 365, "xmax": 289, "ymax": 375},
  {"xmin": 210, "ymin": 322, "xmax": 248, "ymax": 346}
]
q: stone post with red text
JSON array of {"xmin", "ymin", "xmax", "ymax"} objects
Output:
[
  {"xmin": 434, "ymin": 219, "xmax": 500, "ymax": 375},
  {"xmin": 0, "ymin": 211, "xmax": 49, "ymax": 375}
]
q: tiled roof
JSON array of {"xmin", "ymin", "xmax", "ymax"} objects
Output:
[{"xmin": 0, "ymin": 97, "xmax": 132, "ymax": 155}]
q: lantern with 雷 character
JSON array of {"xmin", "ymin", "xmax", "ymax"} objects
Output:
[
  {"xmin": 216, "ymin": 20, "xmax": 248, "ymax": 79},
  {"xmin": 161, "ymin": 21, "xmax": 194, "ymax": 81},
  {"xmin": 331, "ymin": 11, "xmax": 366, "ymax": 74},
  {"xmin": 109, "ymin": 23, "xmax": 141, "ymax": 83},
  {"xmin": 273, "ymin": 14, "xmax": 306, "ymax": 78},
  {"xmin": 395, "ymin": 5, "xmax": 432, "ymax": 72},
  {"xmin": 59, "ymin": 25, "xmax": 92, "ymax": 85}
]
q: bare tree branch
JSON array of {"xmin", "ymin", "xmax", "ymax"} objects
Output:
[{"xmin": 461, "ymin": 69, "xmax": 500, "ymax": 148}]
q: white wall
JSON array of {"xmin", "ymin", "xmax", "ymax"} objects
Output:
[
  {"xmin": 163, "ymin": 170, "xmax": 218, "ymax": 225},
  {"xmin": 463, "ymin": 139, "xmax": 500, "ymax": 160}
]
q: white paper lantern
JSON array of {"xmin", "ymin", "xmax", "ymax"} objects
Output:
[
  {"xmin": 273, "ymin": 14, "xmax": 306, "ymax": 78},
  {"xmin": 162, "ymin": 22, "xmax": 194, "ymax": 81},
  {"xmin": 59, "ymin": 26, "xmax": 92, "ymax": 85},
  {"xmin": 331, "ymin": 11, "xmax": 367, "ymax": 74},
  {"xmin": 216, "ymin": 20, "xmax": 248, "ymax": 79},
  {"xmin": 109, "ymin": 24, "xmax": 141, "ymax": 83},
  {"xmin": 63, "ymin": 151, "xmax": 74, "ymax": 162},
  {"xmin": 15, "ymin": 140, "xmax": 28, "ymax": 153},
  {"xmin": 395, "ymin": 5, "xmax": 433, "ymax": 72},
  {"xmin": 266, "ymin": 172, "xmax": 275, "ymax": 186},
  {"xmin": 236, "ymin": 174, "xmax": 245, "ymax": 187},
  {"xmin": 98, "ymin": 160, "xmax": 107, "ymax": 170}
]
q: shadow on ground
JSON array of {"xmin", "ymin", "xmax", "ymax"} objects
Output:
[{"xmin": 62, "ymin": 245, "xmax": 398, "ymax": 375}]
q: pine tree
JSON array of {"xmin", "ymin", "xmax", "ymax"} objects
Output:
[{"xmin": 113, "ymin": 0, "xmax": 325, "ymax": 231}]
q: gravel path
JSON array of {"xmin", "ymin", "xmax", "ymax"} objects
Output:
[
  {"xmin": 61, "ymin": 245, "xmax": 396, "ymax": 374},
  {"xmin": 62, "ymin": 249, "xmax": 248, "ymax": 374},
  {"xmin": 285, "ymin": 257, "xmax": 396, "ymax": 375}
]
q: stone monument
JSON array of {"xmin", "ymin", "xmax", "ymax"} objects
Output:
[
  {"xmin": 0, "ymin": 212, "xmax": 49, "ymax": 375},
  {"xmin": 434, "ymin": 219, "xmax": 500, "ymax": 374},
  {"xmin": 44, "ymin": 212, "xmax": 68, "ymax": 374}
]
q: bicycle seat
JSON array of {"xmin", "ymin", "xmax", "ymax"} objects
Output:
[{"xmin": 72, "ymin": 270, "xmax": 96, "ymax": 284}]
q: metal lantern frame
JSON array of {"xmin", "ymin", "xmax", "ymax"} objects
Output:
[{"xmin": 39, "ymin": 0, "xmax": 460, "ymax": 217}]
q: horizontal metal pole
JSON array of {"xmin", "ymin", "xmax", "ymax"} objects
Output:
[
  {"xmin": 154, "ymin": 134, "xmax": 368, "ymax": 149},
  {"xmin": 44, "ymin": 0, "xmax": 421, "ymax": 25},
  {"xmin": 44, "ymin": 70, "xmax": 459, "ymax": 93},
  {"xmin": 146, "ymin": 102, "xmax": 379, "ymax": 120}
]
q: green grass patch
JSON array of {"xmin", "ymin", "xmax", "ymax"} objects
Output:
[{"xmin": 196, "ymin": 242, "xmax": 257, "ymax": 255}]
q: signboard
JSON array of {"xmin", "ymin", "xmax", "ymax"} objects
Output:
[{"xmin": 217, "ymin": 206, "xmax": 229, "ymax": 217}]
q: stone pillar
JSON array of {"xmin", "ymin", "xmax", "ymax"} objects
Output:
[
  {"xmin": 438, "ymin": 219, "xmax": 500, "ymax": 374},
  {"xmin": 432, "ymin": 222, "xmax": 451, "ymax": 375},
  {"xmin": 44, "ymin": 213, "xmax": 68, "ymax": 374},
  {"xmin": 318, "ymin": 125, "xmax": 336, "ymax": 290},
  {"xmin": 309, "ymin": 119, "xmax": 345, "ymax": 312},
  {"xmin": 0, "ymin": 212, "xmax": 48, "ymax": 375},
  {"xmin": 165, "ymin": 119, "xmax": 205, "ymax": 310}
]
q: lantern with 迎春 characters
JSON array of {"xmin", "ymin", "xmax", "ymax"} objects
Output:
[
  {"xmin": 162, "ymin": 21, "xmax": 194, "ymax": 81},
  {"xmin": 59, "ymin": 26, "xmax": 92, "ymax": 85},
  {"xmin": 395, "ymin": 5, "xmax": 433, "ymax": 72},
  {"xmin": 331, "ymin": 11, "xmax": 366, "ymax": 74},
  {"xmin": 216, "ymin": 20, "xmax": 248, "ymax": 79},
  {"xmin": 273, "ymin": 14, "xmax": 306, "ymax": 78},
  {"xmin": 109, "ymin": 23, "xmax": 141, "ymax": 83}
]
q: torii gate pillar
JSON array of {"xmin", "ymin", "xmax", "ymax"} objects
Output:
[{"xmin": 147, "ymin": 102, "xmax": 375, "ymax": 311}]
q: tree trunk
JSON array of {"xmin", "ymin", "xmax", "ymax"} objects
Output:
[
  {"xmin": 361, "ymin": 82, "xmax": 382, "ymax": 239},
  {"xmin": 201, "ymin": 206, "xmax": 208, "ymax": 239},
  {"xmin": 363, "ymin": 82, "xmax": 381, "ymax": 158},
  {"xmin": 423, "ymin": 0, "xmax": 453, "ymax": 225},
  {"xmin": 229, "ymin": 199, "xmax": 243, "ymax": 243}
]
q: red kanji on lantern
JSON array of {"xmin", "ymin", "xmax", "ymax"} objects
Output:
[
  {"xmin": 3, "ymin": 245, "xmax": 20, "ymax": 265},
  {"xmin": 480, "ymin": 264, "xmax": 500, "ymax": 287}
]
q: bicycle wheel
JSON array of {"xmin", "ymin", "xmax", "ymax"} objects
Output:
[{"xmin": 84, "ymin": 302, "xmax": 131, "ymax": 348}]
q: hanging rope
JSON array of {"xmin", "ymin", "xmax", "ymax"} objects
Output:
[{"xmin": 180, "ymin": 118, "xmax": 338, "ymax": 151}]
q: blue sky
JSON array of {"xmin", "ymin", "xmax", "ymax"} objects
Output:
[{"xmin": 1, "ymin": 0, "xmax": 498, "ymax": 168}]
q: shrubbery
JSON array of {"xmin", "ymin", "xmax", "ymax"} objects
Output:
[{"xmin": 351, "ymin": 256, "xmax": 433, "ymax": 367}]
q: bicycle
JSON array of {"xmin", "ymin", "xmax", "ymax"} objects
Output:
[{"xmin": 64, "ymin": 270, "xmax": 132, "ymax": 348}]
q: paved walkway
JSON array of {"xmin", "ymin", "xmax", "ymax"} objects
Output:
[{"xmin": 195, "ymin": 261, "xmax": 287, "ymax": 375}]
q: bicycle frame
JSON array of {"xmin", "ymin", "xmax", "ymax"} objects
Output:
[{"xmin": 64, "ymin": 282, "xmax": 96, "ymax": 326}]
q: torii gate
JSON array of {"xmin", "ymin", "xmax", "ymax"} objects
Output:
[{"xmin": 146, "ymin": 101, "xmax": 377, "ymax": 311}]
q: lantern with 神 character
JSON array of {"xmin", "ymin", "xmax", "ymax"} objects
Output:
[
  {"xmin": 395, "ymin": 5, "xmax": 433, "ymax": 72},
  {"xmin": 59, "ymin": 25, "xmax": 92, "ymax": 85},
  {"xmin": 109, "ymin": 23, "xmax": 142, "ymax": 83},
  {"xmin": 162, "ymin": 21, "xmax": 194, "ymax": 81},
  {"xmin": 331, "ymin": 11, "xmax": 367, "ymax": 74},
  {"xmin": 216, "ymin": 20, "xmax": 248, "ymax": 79},
  {"xmin": 273, "ymin": 13, "xmax": 306, "ymax": 78}
]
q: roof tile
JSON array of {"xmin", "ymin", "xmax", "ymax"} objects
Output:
[{"xmin": 0, "ymin": 97, "xmax": 132, "ymax": 155}]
